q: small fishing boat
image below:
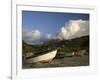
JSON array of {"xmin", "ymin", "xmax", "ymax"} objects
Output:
[{"xmin": 26, "ymin": 49, "xmax": 57, "ymax": 63}]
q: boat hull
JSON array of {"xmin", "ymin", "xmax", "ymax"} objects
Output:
[{"xmin": 26, "ymin": 50, "xmax": 57, "ymax": 63}]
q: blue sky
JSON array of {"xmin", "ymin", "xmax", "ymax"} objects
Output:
[
  {"xmin": 22, "ymin": 11, "xmax": 89, "ymax": 35},
  {"xmin": 22, "ymin": 11, "xmax": 89, "ymax": 44}
]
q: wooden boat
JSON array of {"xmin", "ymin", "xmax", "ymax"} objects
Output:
[{"xmin": 26, "ymin": 49, "xmax": 57, "ymax": 63}]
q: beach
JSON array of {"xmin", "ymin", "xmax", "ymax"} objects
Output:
[{"xmin": 23, "ymin": 54, "xmax": 89, "ymax": 69}]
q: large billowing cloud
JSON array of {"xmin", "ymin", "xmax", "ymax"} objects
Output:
[
  {"xmin": 58, "ymin": 19, "xmax": 89, "ymax": 40},
  {"xmin": 23, "ymin": 30, "xmax": 41, "ymax": 44},
  {"xmin": 23, "ymin": 19, "xmax": 89, "ymax": 44}
]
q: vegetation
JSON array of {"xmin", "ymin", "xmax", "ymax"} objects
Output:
[
  {"xmin": 22, "ymin": 35, "xmax": 89, "ymax": 68},
  {"xmin": 22, "ymin": 35, "xmax": 89, "ymax": 54}
]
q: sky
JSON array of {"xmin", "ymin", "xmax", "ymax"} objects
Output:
[{"xmin": 22, "ymin": 11, "xmax": 89, "ymax": 44}]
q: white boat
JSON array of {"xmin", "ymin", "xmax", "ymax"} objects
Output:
[{"xmin": 26, "ymin": 49, "xmax": 57, "ymax": 63}]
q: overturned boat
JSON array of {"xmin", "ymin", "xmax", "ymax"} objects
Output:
[{"xmin": 26, "ymin": 49, "xmax": 57, "ymax": 63}]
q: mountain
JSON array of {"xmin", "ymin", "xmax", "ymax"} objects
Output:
[
  {"xmin": 22, "ymin": 35, "xmax": 89, "ymax": 54},
  {"xmin": 57, "ymin": 35, "xmax": 89, "ymax": 52}
]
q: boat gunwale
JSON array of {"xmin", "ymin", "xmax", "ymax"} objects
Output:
[{"xmin": 26, "ymin": 49, "xmax": 57, "ymax": 59}]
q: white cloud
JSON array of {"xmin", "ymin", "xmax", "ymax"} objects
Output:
[
  {"xmin": 23, "ymin": 30, "xmax": 41, "ymax": 43},
  {"xmin": 58, "ymin": 19, "xmax": 89, "ymax": 40},
  {"xmin": 23, "ymin": 19, "xmax": 89, "ymax": 44},
  {"xmin": 46, "ymin": 34, "xmax": 58, "ymax": 40},
  {"xmin": 46, "ymin": 34, "xmax": 52, "ymax": 39}
]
